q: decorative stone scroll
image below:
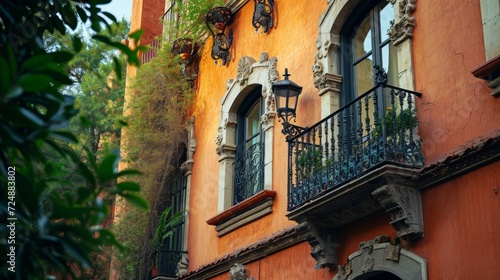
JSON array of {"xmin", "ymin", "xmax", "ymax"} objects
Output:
[
  {"xmin": 177, "ymin": 253, "xmax": 189, "ymax": 276},
  {"xmin": 181, "ymin": 115, "xmax": 196, "ymax": 175},
  {"xmin": 229, "ymin": 263, "xmax": 254, "ymax": 280},
  {"xmin": 372, "ymin": 184, "xmax": 424, "ymax": 240},
  {"xmin": 296, "ymin": 221, "xmax": 338, "ymax": 270},
  {"xmin": 215, "ymin": 52, "xmax": 278, "ymax": 212},
  {"xmin": 235, "ymin": 56, "xmax": 256, "ymax": 86},
  {"xmin": 388, "ymin": 0, "xmax": 417, "ymax": 46}
]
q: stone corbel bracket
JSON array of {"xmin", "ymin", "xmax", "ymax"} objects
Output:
[
  {"xmin": 296, "ymin": 220, "xmax": 338, "ymax": 270},
  {"xmin": 372, "ymin": 184, "xmax": 424, "ymax": 240}
]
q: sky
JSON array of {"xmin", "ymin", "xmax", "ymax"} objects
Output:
[{"xmin": 102, "ymin": 0, "xmax": 133, "ymax": 22}]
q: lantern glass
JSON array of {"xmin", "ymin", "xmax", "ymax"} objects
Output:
[{"xmin": 272, "ymin": 69, "xmax": 302, "ymax": 122}]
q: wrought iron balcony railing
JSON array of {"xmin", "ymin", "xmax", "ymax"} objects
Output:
[
  {"xmin": 287, "ymin": 83, "xmax": 424, "ymax": 210},
  {"xmin": 157, "ymin": 248, "xmax": 188, "ymax": 277},
  {"xmin": 234, "ymin": 142, "xmax": 264, "ymax": 204}
]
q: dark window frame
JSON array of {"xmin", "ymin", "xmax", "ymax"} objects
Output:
[
  {"xmin": 340, "ymin": 0, "xmax": 392, "ymax": 104},
  {"xmin": 233, "ymin": 87, "xmax": 265, "ymax": 205}
]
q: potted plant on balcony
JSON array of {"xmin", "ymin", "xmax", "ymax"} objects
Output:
[
  {"xmin": 151, "ymin": 206, "xmax": 185, "ymax": 277},
  {"xmin": 373, "ymin": 108, "xmax": 418, "ymax": 162},
  {"xmin": 295, "ymin": 147, "xmax": 331, "ymax": 194}
]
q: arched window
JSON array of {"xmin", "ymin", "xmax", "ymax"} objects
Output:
[
  {"xmin": 234, "ymin": 88, "xmax": 264, "ymax": 204},
  {"xmin": 209, "ymin": 54, "xmax": 278, "ymax": 236},
  {"xmin": 341, "ymin": 0, "xmax": 397, "ymax": 103},
  {"xmin": 313, "ymin": 0, "xmax": 418, "ymax": 117}
]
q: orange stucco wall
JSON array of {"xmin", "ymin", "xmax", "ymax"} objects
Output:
[
  {"xmin": 413, "ymin": 0, "xmax": 500, "ymax": 164},
  {"xmin": 413, "ymin": 161, "xmax": 500, "ymax": 279},
  {"xmin": 114, "ymin": 0, "xmax": 500, "ymax": 278},
  {"xmin": 204, "ymin": 159, "xmax": 500, "ymax": 280},
  {"xmin": 208, "ymin": 242, "xmax": 335, "ymax": 280},
  {"xmin": 188, "ymin": 0, "xmax": 500, "ymax": 277},
  {"xmin": 201, "ymin": 158, "xmax": 500, "ymax": 280},
  {"xmin": 188, "ymin": 0, "xmax": 327, "ymax": 269}
]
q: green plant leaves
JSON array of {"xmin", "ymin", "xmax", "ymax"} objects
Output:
[
  {"xmin": 97, "ymin": 151, "xmax": 120, "ymax": 184},
  {"xmin": 120, "ymin": 193, "xmax": 149, "ymax": 210}
]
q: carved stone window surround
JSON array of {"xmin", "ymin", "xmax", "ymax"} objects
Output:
[
  {"xmin": 314, "ymin": 0, "xmax": 418, "ymax": 118},
  {"xmin": 215, "ymin": 53, "xmax": 279, "ymax": 226},
  {"xmin": 334, "ymin": 235, "xmax": 427, "ymax": 280}
]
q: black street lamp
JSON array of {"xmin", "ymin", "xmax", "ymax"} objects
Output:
[{"xmin": 272, "ymin": 69, "xmax": 305, "ymax": 140}]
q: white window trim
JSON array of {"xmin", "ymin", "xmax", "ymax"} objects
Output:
[{"xmin": 215, "ymin": 52, "xmax": 279, "ymax": 212}]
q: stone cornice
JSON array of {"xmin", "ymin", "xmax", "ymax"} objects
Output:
[
  {"xmin": 418, "ymin": 130, "xmax": 500, "ymax": 188},
  {"xmin": 178, "ymin": 227, "xmax": 305, "ymax": 280}
]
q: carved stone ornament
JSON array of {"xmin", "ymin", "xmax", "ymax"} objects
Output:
[
  {"xmin": 388, "ymin": 0, "xmax": 417, "ymax": 46},
  {"xmin": 215, "ymin": 129, "xmax": 223, "ymax": 154},
  {"xmin": 181, "ymin": 116, "xmax": 197, "ymax": 175},
  {"xmin": 312, "ymin": 32, "xmax": 341, "ymax": 95},
  {"xmin": 372, "ymin": 184, "xmax": 424, "ymax": 240},
  {"xmin": 337, "ymin": 236, "xmax": 392, "ymax": 280},
  {"xmin": 235, "ymin": 56, "xmax": 256, "ymax": 86},
  {"xmin": 177, "ymin": 253, "xmax": 189, "ymax": 276},
  {"xmin": 261, "ymin": 112, "xmax": 276, "ymax": 130},
  {"xmin": 229, "ymin": 263, "xmax": 254, "ymax": 280},
  {"xmin": 296, "ymin": 221, "xmax": 338, "ymax": 270},
  {"xmin": 334, "ymin": 235, "xmax": 427, "ymax": 280},
  {"xmin": 267, "ymin": 56, "xmax": 279, "ymax": 83}
]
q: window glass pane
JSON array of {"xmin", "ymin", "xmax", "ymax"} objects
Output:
[
  {"xmin": 379, "ymin": 1, "xmax": 393, "ymax": 43},
  {"xmin": 246, "ymin": 99, "xmax": 261, "ymax": 140},
  {"xmin": 354, "ymin": 55, "xmax": 374, "ymax": 96},
  {"xmin": 354, "ymin": 16, "xmax": 372, "ymax": 60}
]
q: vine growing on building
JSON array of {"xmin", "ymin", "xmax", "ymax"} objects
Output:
[
  {"xmin": 113, "ymin": 42, "xmax": 193, "ymax": 279},
  {"xmin": 164, "ymin": 0, "xmax": 224, "ymax": 43}
]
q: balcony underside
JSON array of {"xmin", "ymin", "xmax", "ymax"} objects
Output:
[{"xmin": 286, "ymin": 163, "xmax": 420, "ymax": 228}]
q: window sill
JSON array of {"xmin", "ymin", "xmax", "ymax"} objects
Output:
[
  {"xmin": 472, "ymin": 55, "xmax": 500, "ymax": 97},
  {"xmin": 206, "ymin": 190, "xmax": 276, "ymax": 237}
]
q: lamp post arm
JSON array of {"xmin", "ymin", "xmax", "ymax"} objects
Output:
[{"xmin": 281, "ymin": 122, "xmax": 306, "ymax": 141}]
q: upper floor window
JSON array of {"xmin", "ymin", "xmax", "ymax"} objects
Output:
[
  {"xmin": 341, "ymin": 0, "xmax": 397, "ymax": 102},
  {"xmin": 234, "ymin": 88, "xmax": 264, "ymax": 204},
  {"xmin": 209, "ymin": 54, "xmax": 278, "ymax": 236}
]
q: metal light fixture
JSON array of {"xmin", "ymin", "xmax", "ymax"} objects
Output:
[
  {"xmin": 272, "ymin": 69, "xmax": 305, "ymax": 140},
  {"xmin": 171, "ymin": 38, "xmax": 200, "ymax": 81},
  {"xmin": 252, "ymin": 0, "xmax": 274, "ymax": 33},
  {"xmin": 205, "ymin": 7, "xmax": 233, "ymax": 66}
]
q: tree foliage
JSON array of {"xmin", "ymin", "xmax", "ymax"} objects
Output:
[{"xmin": 0, "ymin": 1, "xmax": 147, "ymax": 279}]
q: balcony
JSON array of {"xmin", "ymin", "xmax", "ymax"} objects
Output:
[
  {"xmin": 287, "ymin": 83, "xmax": 423, "ymax": 210},
  {"xmin": 286, "ymin": 82, "xmax": 425, "ymax": 269}
]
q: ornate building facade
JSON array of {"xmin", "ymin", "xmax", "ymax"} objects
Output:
[{"xmin": 125, "ymin": 0, "xmax": 500, "ymax": 279}]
